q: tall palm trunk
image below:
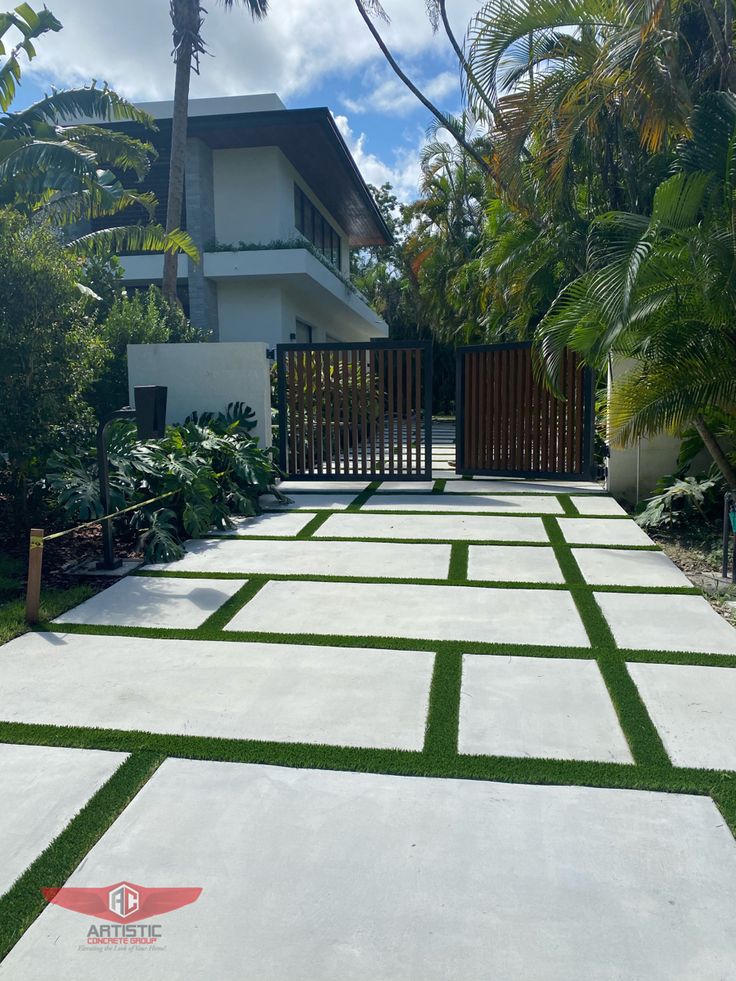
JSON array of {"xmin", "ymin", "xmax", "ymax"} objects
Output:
[{"xmin": 162, "ymin": 0, "xmax": 201, "ymax": 304}]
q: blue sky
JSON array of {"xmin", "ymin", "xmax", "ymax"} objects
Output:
[{"xmin": 8, "ymin": 0, "xmax": 479, "ymax": 200}]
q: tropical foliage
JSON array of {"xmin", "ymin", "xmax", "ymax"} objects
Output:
[
  {"xmin": 358, "ymin": 0, "xmax": 736, "ymax": 487},
  {"xmin": 0, "ymin": 3, "xmax": 197, "ymax": 259},
  {"xmin": 48, "ymin": 405, "xmax": 279, "ymax": 563}
]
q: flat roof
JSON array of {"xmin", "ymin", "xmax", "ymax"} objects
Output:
[{"xmin": 123, "ymin": 98, "xmax": 391, "ymax": 247}]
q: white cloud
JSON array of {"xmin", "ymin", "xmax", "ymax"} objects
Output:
[
  {"xmin": 333, "ymin": 113, "xmax": 424, "ymax": 201},
  {"xmin": 341, "ymin": 67, "xmax": 458, "ymax": 117},
  {"xmin": 17, "ymin": 0, "xmax": 479, "ymax": 103}
]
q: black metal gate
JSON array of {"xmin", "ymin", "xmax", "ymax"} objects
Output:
[
  {"xmin": 277, "ymin": 341, "xmax": 433, "ymax": 480},
  {"xmin": 456, "ymin": 342, "xmax": 595, "ymax": 479}
]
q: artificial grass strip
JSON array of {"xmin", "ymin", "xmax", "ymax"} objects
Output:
[
  {"xmin": 433, "ymin": 480, "xmax": 447, "ymax": 493},
  {"xmin": 0, "ymin": 585, "xmax": 94, "ymax": 647},
  {"xmin": 345, "ymin": 485, "xmax": 379, "ymax": 511},
  {"xmin": 557, "ymin": 495, "xmax": 579, "ymax": 517},
  {"xmin": 295, "ymin": 511, "xmax": 333, "ymax": 538},
  {"xmin": 423, "ymin": 651, "xmax": 461, "ymax": 759},
  {"xmin": 0, "ymin": 750, "xmax": 163, "ymax": 962},
  {"xmin": 200, "ymin": 578, "xmax": 269, "ymax": 632},
  {"xmin": 448, "ymin": 543, "xmax": 469, "ymax": 582},
  {"xmin": 0, "ymin": 720, "xmax": 733, "ymax": 828},
  {"xmin": 595, "ymin": 654, "xmax": 671, "ymax": 768}
]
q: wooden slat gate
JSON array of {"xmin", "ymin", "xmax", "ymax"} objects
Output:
[
  {"xmin": 277, "ymin": 341, "xmax": 433, "ymax": 480},
  {"xmin": 456, "ymin": 342, "xmax": 595, "ymax": 479}
]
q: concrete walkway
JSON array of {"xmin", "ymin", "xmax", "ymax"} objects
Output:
[{"xmin": 2, "ymin": 471, "xmax": 736, "ymax": 979}]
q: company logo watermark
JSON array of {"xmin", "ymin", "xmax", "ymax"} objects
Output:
[{"xmin": 41, "ymin": 882, "xmax": 202, "ymax": 950}]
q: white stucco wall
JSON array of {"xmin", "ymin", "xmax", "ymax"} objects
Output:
[
  {"xmin": 127, "ymin": 342, "xmax": 272, "ymax": 447},
  {"xmin": 606, "ymin": 359, "xmax": 709, "ymax": 505},
  {"xmin": 211, "ymin": 145, "xmax": 349, "ymax": 274},
  {"xmin": 216, "ymin": 281, "xmax": 285, "ymax": 347}
]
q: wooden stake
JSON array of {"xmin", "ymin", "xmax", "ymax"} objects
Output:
[{"xmin": 25, "ymin": 528, "xmax": 44, "ymax": 624}]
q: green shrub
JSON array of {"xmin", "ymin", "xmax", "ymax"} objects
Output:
[
  {"xmin": 637, "ymin": 474, "xmax": 722, "ymax": 529},
  {"xmin": 48, "ymin": 404, "xmax": 280, "ymax": 563},
  {"xmin": 0, "ymin": 210, "xmax": 106, "ymax": 529}
]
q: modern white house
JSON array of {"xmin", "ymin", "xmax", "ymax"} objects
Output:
[{"xmin": 95, "ymin": 94, "xmax": 391, "ymax": 345}]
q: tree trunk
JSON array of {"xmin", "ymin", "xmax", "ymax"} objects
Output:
[
  {"xmin": 162, "ymin": 1, "xmax": 196, "ymax": 305},
  {"xmin": 701, "ymin": 0, "xmax": 736, "ymax": 89},
  {"xmin": 693, "ymin": 413, "xmax": 736, "ymax": 490},
  {"xmin": 354, "ymin": 0, "xmax": 492, "ymax": 177}
]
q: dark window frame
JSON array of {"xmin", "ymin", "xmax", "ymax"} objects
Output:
[{"xmin": 294, "ymin": 184, "xmax": 342, "ymax": 270}]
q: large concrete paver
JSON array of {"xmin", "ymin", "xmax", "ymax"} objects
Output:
[
  {"xmin": 596, "ymin": 592, "xmax": 736, "ymax": 655},
  {"xmin": 468, "ymin": 545, "xmax": 564, "ymax": 583},
  {"xmin": 0, "ymin": 633, "xmax": 433, "ymax": 749},
  {"xmin": 558, "ymin": 517, "xmax": 654, "ymax": 547},
  {"xmin": 53, "ymin": 576, "xmax": 246, "ymax": 630},
  {"xmin": 0, "ymin": 744, "xmax": 127, "ymax": 896},
  {"xmin": 3, "ymin": 761, "xmax": 735, "ymax": 980},
  {"xmin": 627, "ymin": 661, "xmax": 736, "ymax": 769},
  {"xmin": 209, "ymin": 512, "xmax": 317, "ymax": 537},
  {"xmin": 145, "ymin": 538, "xmax": 451, "ymax": 579},
  {"xmin": 445, "ymin": 478, "xmax": 604, "ymax": 494},
  {"xmin": 364, "ymin": 493, "xmax": 563, "ymax": 513},
  {"xmin": 225, "ymin": 580, "xmax": 590, "ymax": 647},
  {"xmin": 572, "ymin": 547, "xmax": 692, "ymax": 588},
  {"xmin": 459, "ymin": 655, "xmax": 632, "ymax": 762},
  {"xmin": 315, "ymin": 512, "xmax": 549, "ymax": 542}
]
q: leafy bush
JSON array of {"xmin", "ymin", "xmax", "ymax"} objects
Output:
[
  {"xmin": 48, "ymin": 404, "xmax": 280, "ymax": 562},
  {"xmin": 86, "ymin": 286, "xmax": 210, "ymax": 419},
  {"xmin": 0, "ymin": 209, "xmax": 106, "ymax": 528},
  {"xmin": 637, "ymin": 474, "xmax": 722, "ymax": 529}
]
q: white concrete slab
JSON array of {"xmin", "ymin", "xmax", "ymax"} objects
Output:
[
  {"xmin": 596, "ymin": 592, "xmax": 736, "ymax": 655},
  {"xmin": 459, "ymin": 655, "xmax": 632, "ymax": 762},
  {"xmin": 627, "ymin": 661, "xmax": 736, "ymax": 770},
  {"xmin": 226, "ymin": 580, "xmax": 590, "ymax": 647},
  {"xmin": 53, "ymin": 576, "xmax": 246, "ymax": 630},
  {"xmin": 573, "ymin": 548, "xmax": 692, "ymax": 588},
  {"xmin": 467, "ymin": 545, "xmax": 564, "ymax": 583},
  {"xmin": 446, "ymin": 478, "xmax": 604, "ymax": 494},
  {"xmin": 315, "ymin": 512, "xmax": 549, "ymax": 542},
  {"xmin": 626, "ymin": 663, "xmax": 736, "ymax": 770},
  {"xmin": 0, "ymin": 633, "xmax": 433, "ymax": 750},
  {"xmin": 277, "ymin": 480, "xmax": 370, "ymax": 493},
  {"xmin": 571, "ymin": 495, "xmax": 628, "ymax": 516},
  {"xmin": 364, "ymin": 493, "xmax": 563, "ymax": 514},
  {"xmin": 0, "ymin": 744, "xmax": 127, "ymax": 896},
  {"xmin": 209, "ymin": 512, "xmax": 316, "ymax": 537},
  {"xmin": 375, "ymin": 481, "xmax": 436, "ymax": 492},
  {"xmin": 260, "ymin": 493, "xmax": 356, "ymax": 510},
  {"xmin": 145, "ymin": 538, "xmax": 451, "ymax": 579},
  {"xmin": 558, "ymin": 517, "xmax": 654, "ymax": 547},
  {"xmin": 5, "ymin": 761, "xmax": 736, "ymax": 980}
]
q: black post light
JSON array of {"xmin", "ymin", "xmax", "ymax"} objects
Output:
[{"xmin": 97, "ymin": 386, "xmax": 168, "ymax": 570}]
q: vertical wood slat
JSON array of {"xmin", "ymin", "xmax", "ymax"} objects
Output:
[
  {"xmin": 359, "ymin": 349, "xmax": 368, "ymax": 475},
  {"xmin": 350, "ymin": 350, "xmax": 359, "ymax": 473},
  {"xmin": 295, "ymin": 351, "xmax": 305, "ymax": 474},
  {"xmin": 341, "ymin": 350, "xmax": 350, "ymax": 475},
  {"xmin": 378, "ymin": 349, "xmax": 386, "ymax": 474},
  {"xmin": 478, "ymin": 352, "xmax": 487, "ymax": 469},
  {"xmin": 368, "ymin": 350, "xmax": 376, "ymax": 476},
  {"xmin": 492, "ymin": 350, "xmax": 501, "ymax": 470},
  {"xmin": 396, "ymin": 348, "xmax": 404, "ymax": 474},
  {"xmin": 574, "ymin": 354, "xmax": 584, "ymax": 473},
  {"xmin": 330, "ymin": 351, "xmax": 340, "ymax": 476},
  {"xmin": 405, "ymin": 348, "xmax": 413, "ymax": 475},
  {"xmin": 322, "ymin": 350, "xmax": 331, "ymax": 475},
  {"xmin": 415, "ymin": 348, "xmax": 422, "ymax": 473},
  {"xmin": 529, "ymin": 354, "xmax": 538, "ymax": 472},
  {"xmin": 466, "ymin": 353, "xmax": 476, "ymax": 470},
  {"xmin": 387, "ymin": 347, "xmax": 395, "ymax": 474},
  {"xmin": 287, "ymin": 351, "xmax": 297, "ymax": 475},
  {"xmin": 566, "ymin": 348, "xmax": 575, "ymax": 473}
]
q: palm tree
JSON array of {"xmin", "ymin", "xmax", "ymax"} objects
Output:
[
  {"xmin": 535, "ymin": 92, "xmax": 736, "ymax": 489},
  {"xmin": 0, "ymin": 5, "xmax": 197, "ymax": 259},
  {"xmin": 162, "ymin": 0, "xmax": 269, "ymax": 303}
]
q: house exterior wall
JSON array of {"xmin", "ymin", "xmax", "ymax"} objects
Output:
[{"xmin": 210, "ymin": 145, "xmax": 350, "ymax": 275}]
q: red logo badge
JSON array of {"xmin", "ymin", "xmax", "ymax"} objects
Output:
[{"xmin": 41, "ymin": 882, "xmax": 202, "ymax": 924}]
